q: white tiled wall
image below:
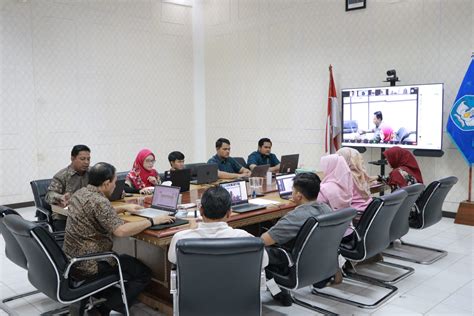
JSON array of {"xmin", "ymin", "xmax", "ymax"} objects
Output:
[
  {"xmin": 0, "ymin": 0, "xmax": 193, "ymax": 204},
  {"xmin": 2, "ymin": 0, "xmax": 473, "ymax": 214},
  {"xmin": 203, "ymin": 0, "xmax": 474, "ymax": 213}
]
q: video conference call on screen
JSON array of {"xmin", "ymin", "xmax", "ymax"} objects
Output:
[{"xmin": 341, "ymin": 83, "xmax": 443, "ymax": 150}]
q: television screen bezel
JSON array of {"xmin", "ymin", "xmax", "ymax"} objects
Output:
[{"xmin": 340, "ymin": 82, "xmax": 444, "ymax": 151}]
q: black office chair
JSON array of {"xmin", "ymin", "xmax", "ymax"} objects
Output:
[
  {"xmin": 170, "ymin": 237, "xmax": 265, "ymax": 316},
  {"xmin": 383, "ymin": 176, "xmax": 458, "ymax": 264},
  {"xmin": 233, "ymin": 157, "xmax": 247, "ymax": 168},
  {"xmin": 3, "ymin": 215, "xmax": 130, "ymax": 316},
  {"xmin": 354, "ymin": 184, "xmax": 425, "ymax": 284},
  {"xmin": 313, "ymin": 190, "xmax": 407, "ymax": 309},
  {"xmin": 0, "ymin": 207, "xmax": 40, "ymax": 315},
  {"xmin": 30, "ymin": 179, "xmax": 53, "ymax": 223},
  {"xmin": 266, "ymin": 208, "xmax": 357, "ymax": 315}
]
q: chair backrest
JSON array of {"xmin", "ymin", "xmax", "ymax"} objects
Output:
[
  {"xmin": 176, "ymin": 237, "xmax": 264, "ymax": 316},
  {"xmin": 0, "ymin": 206, "xmax": 28, "ymax": 269},
  {"xmin": 353, "ymin": 190, "xmax": 407, "ymax": 260},
  {"xmin": 233, "ymin": 157, "xmax": 247, "ymax": 168},
  {"xmin": 289, "ymin": 208, "xmax": 357, "ymax": 289},
  {"xmin": 4, "ymin": 215, "xmax": 68, "ymax": 301},
  {"xmin": 30, "ymin": 179, "xmax": 52, "ymax": 213},
  {"xmin": 116, "ymin": 171, "xmax": 129, "ymax": 181},
  {"xmin": 389, "ymin": 183, "xmax": 425, "ymax": 241},
  {"xmin": 413, "ymin": 176, "xmax": 458, "ymax": 229}
]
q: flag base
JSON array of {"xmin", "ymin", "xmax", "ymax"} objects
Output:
[{"xmin": 454, "ymin": 200, "xmax": 474, "ymax": 226}]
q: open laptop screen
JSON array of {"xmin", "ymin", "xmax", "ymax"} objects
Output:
[
  {"xmin": 220, "ymin": 181, "xmax": 248, "ymax": 205},
  {"xmin": 151, "ymin": 185, "xmax": 180, "ymax": 210},
  {"xmin": 276, "ymin": 174, "xmax": 295, "ymax": 196}
]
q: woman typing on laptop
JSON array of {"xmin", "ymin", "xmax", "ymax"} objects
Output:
[{"xmin": 125, "ymin": 148, "xmax": 161, "ymax": 195}]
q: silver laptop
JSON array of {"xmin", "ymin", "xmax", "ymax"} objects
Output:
[
  {"xmin": 219, "ymin": 180, "xmax": 266, "ymax": 213},
  {"xmin": 135, "ymin": 185, "xmax": 181, "ymax": 218},
  {"xmin": 276, "ymin": 174, "xmax": 295, "ymax": 200},
  {"xmin": 190, "ymin": 164, "xmax": 218, "ymax": 185}
]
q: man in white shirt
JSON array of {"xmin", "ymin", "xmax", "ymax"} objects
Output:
[{"xmin": 168, "ymin": 186, "xmax": 268, "ymax": 267}]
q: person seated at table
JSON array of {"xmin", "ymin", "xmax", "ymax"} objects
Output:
[
  {"xmin": 64, "ymin": 162, "xmax": 174, "ymax": 315},
  {"xmin": 125, "ymin": 148, "xmax": 160, "ymax": 194},
  {"xmin": 44, "ymin": 144, "xmax": 91, "ymax": 230},
  {"xmin": 336, "ymin": 148, "xmax": 372, "ymax": 212},
  {"xmin": 383, "ymin": 146, "xmax": 423, "ymax": 191},
  {"xmin": 45, "ymin": 144, "xmax": 91, "ymax": 209},
  {"xmin": 261, "ymin": 173, "xmax": 331, "ymax": 306},
  {"xmin": 208, "ymin": 138, "xmax": 251, "ymax": 179},
  {"xmin": 316, "ymin": 154, "xmax": 353, "ymax": 211},
  {"xmin": 162, "ymin": 151, "xmax": 186, "ymax": 182},
  {"xmin": 247, "ymin": 138, "xmax": 281, "ymax": 173},
  {"xmin": 168, "ymin": 186, "xmax": 269, "ymax": 267}
]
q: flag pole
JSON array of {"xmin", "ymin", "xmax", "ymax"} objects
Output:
[{"xmin": 469, "ymin": 165, "xmax": 472, "ymax": 202}]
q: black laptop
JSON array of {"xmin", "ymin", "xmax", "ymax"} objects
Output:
[
  {"xmin": 170, "ymin": 168, "xmax": 191, "ymax": 192},
  {"xmin": 109, "ymin": 179, "xmax": 126, "ymax": 201},
  {"xmin": 219, "ymin": 180, "xmax": 266, "ymax": 213},
  {"xmin": 190, "ymin": 164, "xmax": 218, "ymax": 184},
  {"xmin": 279, "ymin": 154, "xmax": 299, "ymax": 174},
  {"xmin": 276, "ymin": 174, "xmax": 295, "ymax": 200}
]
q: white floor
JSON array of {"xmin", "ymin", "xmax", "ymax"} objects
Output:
[{"xmin": 1, "ymin": 206, "xmax": 473, "ymax": 315}]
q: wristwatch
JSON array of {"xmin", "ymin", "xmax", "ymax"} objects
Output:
[{"xmin": 148, "ymin": 218, "xmax": 154, "ymax": 227}]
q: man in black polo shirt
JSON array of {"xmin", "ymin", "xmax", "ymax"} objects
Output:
[{"xmin": 207, "ymin": 138, "xmax": 251, "ymax": 179}]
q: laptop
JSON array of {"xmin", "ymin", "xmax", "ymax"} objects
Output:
[
  {"xmin": 190, "ymin": 164, "xmax": 218, "ymax": 185},
  {"xmin": 219, "ymin": 180, "xmax": 266, "ymax": 213},
  {"xmin": 276, "ymin": 174, "xmax": 295, "ymax": 200},
  {"xmin": 239, "ymin": 164, "xmax": 270, "ymax": 181},
  {"xmin": 135, "ymin": 185, "xmax": 181, "ymax": 218},
  {"xmin": 109, "ymin": 179, "xmax": 126, "ymax": 201},
  {"xmin": 170, "ymin": 168, "xmax": 191, "ymax": 192},
  {"xmin": 279, "ymin": 154, "xmax": 299, "ymax": 174}
]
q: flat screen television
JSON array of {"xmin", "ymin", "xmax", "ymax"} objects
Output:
[{"xmin": 341, "ymin": 83, "xmax": 443, "ymax": 150}]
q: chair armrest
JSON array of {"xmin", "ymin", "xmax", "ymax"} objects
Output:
[
  {"xmin": 170, "ymin": 269, "xmax": 177, "ymax": 294},
  {"xmin": 273, "ymin": 247, "xmax": 294, "ymax": 267},
  {"xmin": 33, "ymin": 220, "xmax": 53, "ymax": 233},
  {"xmin": 260, "ymin": 271, "xmax": 266, "ymax": 291},
  {"xmin": 64, "ymin": 251, "xmax": 120, "ymax": 279},
  {"xmin": 349, "ymin": 224, "xmax": 362, "ymax": 242}
]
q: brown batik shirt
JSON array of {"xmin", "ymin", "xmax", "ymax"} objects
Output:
[
  {"xmin": 63, "ymin": 185, "xmax": 124, "ymax": 279},
  {"xmin": 45, "ymin": 165, "xmax": 89, "ymax": 205}
]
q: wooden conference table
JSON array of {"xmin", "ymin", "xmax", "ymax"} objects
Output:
[{"xmin": 52, "ymin": 178, "xmax": 387, "ymax": 314}]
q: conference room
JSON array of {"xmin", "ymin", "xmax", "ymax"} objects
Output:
[{"xmin": 0, "ymin": 0, "xmax": 473, "ymax": 315}]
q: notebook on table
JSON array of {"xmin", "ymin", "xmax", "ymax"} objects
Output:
[
  {"xmin": 219, "ymin": 180, "xmax": 266, "ymax": 213},
  {"xmin": 276, "ymin": 174, "xmax": 295, "ymax": 200}
]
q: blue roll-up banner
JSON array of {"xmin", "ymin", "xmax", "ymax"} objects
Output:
[{"xmin": 447, "ymin": 54, "xmax": 474, "ymax": 166}]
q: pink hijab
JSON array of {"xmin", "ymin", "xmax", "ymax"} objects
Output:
[{"xmin": 317, "ymin": 154, "xmax": 353, "ymax": 210}]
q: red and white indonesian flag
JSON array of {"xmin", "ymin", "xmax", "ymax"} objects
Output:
[{"xmin": 325, "ymin": 65, "xmax": 341, "ymax": 154}]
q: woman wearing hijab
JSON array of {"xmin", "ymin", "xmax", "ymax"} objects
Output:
[
  {"xmin": 314, "ymin": 154, "xmax": 353, "ymax": 288},
  {"xmin": 125, "ymin": 149, "xmax": 160, "ymax": 194},
  {"xmin": 317, "ymin": 154, "xmax": 353, "ymax": 210},
  {"xmin": 336, "ymin": 147, "xmax": 373, "ymax": 212},
  {"xmin": 383, "ymin": 146, "xmax": 423, "ymax": 191}
]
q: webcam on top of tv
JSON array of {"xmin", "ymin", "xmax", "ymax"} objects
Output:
[{"xmin": 384, "ymin": 69, "xmax": 399, "ymax": 86}]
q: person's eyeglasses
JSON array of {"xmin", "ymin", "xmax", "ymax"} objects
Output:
[{"xmin": 144, "ymin": 159, "xmax": 156, "ymax": 164}]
